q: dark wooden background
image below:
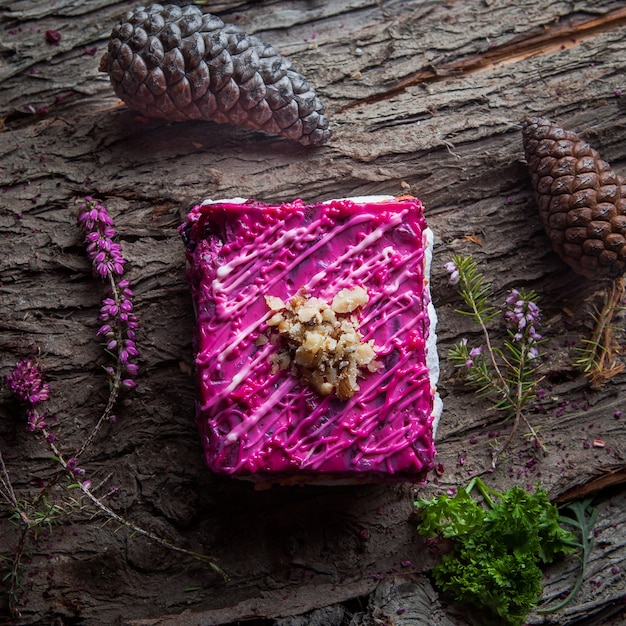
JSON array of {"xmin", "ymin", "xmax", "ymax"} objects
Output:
[{"xmin": 2, "ymin": 1, "xmax": 626, "ymax": 624}]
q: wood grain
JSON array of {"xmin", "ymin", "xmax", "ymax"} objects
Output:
[{"xmin": 1, "ymin": 1, "xmax": 626, "ymax": 624}]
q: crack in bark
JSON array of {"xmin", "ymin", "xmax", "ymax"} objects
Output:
[{"xmin": 342, "ymin": 5, "xmax": 626, "ymax": 111}]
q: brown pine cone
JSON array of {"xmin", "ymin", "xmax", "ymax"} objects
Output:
[
  {"xmin": 99, "ymin": 3, "xmax": 331, "ymax": 146},
  {"xmin": 522, "ymin": 116, "xmax": 626, "ymax": 279}
]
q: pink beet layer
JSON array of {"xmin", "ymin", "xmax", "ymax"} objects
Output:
[{"xmin": 180, "ymin": 196, "xmax": 440, "ymax": 483}]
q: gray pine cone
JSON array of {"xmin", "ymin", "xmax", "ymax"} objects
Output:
[
  {"xmin": 99, "ymin": 3, "xmax": 331, "ymax": 146},
  {"xmin": 522, "ymin": 116, "xmax": 626, "ymax": 279}
]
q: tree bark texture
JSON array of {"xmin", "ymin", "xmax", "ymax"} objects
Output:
[{"xmin": 2, "ymin": 1, "xmax": 626, "ymax": 624}]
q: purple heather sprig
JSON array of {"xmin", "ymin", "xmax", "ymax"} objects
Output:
[
  {"xmin": 5, "ymin": 360, "xmax": 60, "ymax": 454},
  {"xmin": 3, "ymin": 353, "xmax": 224, "ymax": 615},
  {"xmin": 446, "ymin": 255, "xmax": 546, "ymax": 465},
  {"xmin": 4, "ymin": 360, "xmax": 226, "ymax": 584},
  {"xmin": 466, "ymin": 346, "xmax": 483, "ymax": 368},
  {"xmin": 76, "ymin": 197, "xmax": 139, "ymax": 455},
  {"xmin": 3, "ymin": 358, "xmax": 86, "ymax": 614},
  {"xmin": 77, "ymin": 197, "xmax": 139, "ymax": 384},
  {"xmin": 5, "ymin": 359, "xmax": 52, "ymax": 434}
]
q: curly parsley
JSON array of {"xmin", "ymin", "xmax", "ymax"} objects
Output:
[{"xmin": 416, "ymin": 478, "xmax": 578, "ymax": 626}]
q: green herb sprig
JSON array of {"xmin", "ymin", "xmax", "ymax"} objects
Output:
[
  {"xmin": 537, "ymin": 497, "xmax": 598, "ymax": 615},
  {"xmin": 416, "ymin": 478, "xmax": 579, "ymax": 626},
  {"xmin": 445, "ymin": 255, "xmax": 545, "ymax": 465},
  {"xmin": 573, "ymin": 277, "xmax": 625, "ymax": 388}
]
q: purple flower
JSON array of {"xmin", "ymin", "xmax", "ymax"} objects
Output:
[
  {"xmin": 527, "ymin": 346, "xmax": 539, "ymax": 361},
  {"xmin": 125, "ymin": 340, "xmax": 138, "ymax": 357},
  {"xmin": 77, "ymin": 197, "xmax": 140, "ymax": 387},
  {"xmin": 505, "ymin": 289, "xmax": 520, "ymax": 306},
  {"xmin": 444, "ymin": 261, "xmax": 460, "ymax": 286},
  {"xmin": 66, "ymin": 457, "xmax": 85, "ymax": 476},
  {"xmin": 6, "ymin": 359, "xmax": 50, "ymax": 405},
  {"xmin": 124, "ymin": 362, "xmax": 139, "ymax": 377},
  {"xmin": 27, "ymin": 408, "xmax": 48, "ymax": 431}
]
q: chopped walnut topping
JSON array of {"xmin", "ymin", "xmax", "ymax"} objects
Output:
[
  {"xmin": 331, "ymin": 285, "xmax": 369, "ymax": 313},
  {"xmin": 264, "ymin": 287, "xmax": 380, "ymax": 400}
]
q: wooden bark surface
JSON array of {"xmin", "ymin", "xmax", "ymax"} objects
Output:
[{"xmin": 2, "ymin": 0, "xmax": 626, "ymax": 624}]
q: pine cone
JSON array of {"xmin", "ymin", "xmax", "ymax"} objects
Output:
[
  {"xmin": 522, "ymin": 116, "xmax": 626, "ymax": 279},
  {"xmin": 99, "ymin": 3, "xmax": 331, "ymax": 146}
]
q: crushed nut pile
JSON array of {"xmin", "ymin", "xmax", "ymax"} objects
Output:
[{"xmin": 264, "ymin": 287, "xmax": 380, "ymax": 400}]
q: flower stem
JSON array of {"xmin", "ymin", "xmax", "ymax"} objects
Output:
[
  {"xmin": 44, "ymin": 427, "xmax": 228, "ymax": 580},
  {"xmin": 492, "ymin": 346, "xmax": 546, "ymax": 467},
  {"xmin": 468, "ymin": 288, "xmax": 509, "ymax": 398},
  {"xmin": 75, "ymin": 274, "xmax": 124, "ymax": 459}
]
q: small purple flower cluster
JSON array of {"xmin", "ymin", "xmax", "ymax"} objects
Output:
[
  {"xmin": 66, "ymin": 457, "xmax": 85, "ymax": 477},
  {"xmin": 504, "ymin": 289, "xmax": 542, "ymax": 359},
  {"xmin": 5, "ymin": 358, "xmax": 50, "ymax": 405},
  {"xmin": 458, "ymin": 338, "xmax": 483, "ymax": 368},
  {"xmin": 77, "ymin": 196, "xmax": 125, "ymax": 279},
  {"xmin": 444, "ymin": 260, "xmax": 460, "ymax": 286},
  {"xmin": 5, "ymin": 359, "xmax": 50, "ymax": 432},
  {"xmin": 98, "ymin": 279, "xmax": 139, "ymax": 389},
  {"xmin": 77, "ymin": 197, "xmax": 139, "ymax": 388}
]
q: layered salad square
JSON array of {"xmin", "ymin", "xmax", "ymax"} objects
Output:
[{"xmin": 180, "ymin": 196, "xmax": 441, "ymax": 483}]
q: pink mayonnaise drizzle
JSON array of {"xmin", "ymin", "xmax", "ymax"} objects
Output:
[{"xmin": 181, "ymin": 197, "xmax": 437, "ymax": 482}]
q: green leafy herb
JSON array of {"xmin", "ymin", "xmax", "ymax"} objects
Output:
[{"xmin": 416, "ymin": 478, "xmax": 577, "ymax": 626}]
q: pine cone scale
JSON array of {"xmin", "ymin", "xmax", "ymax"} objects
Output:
[
  {"xmin": 522, "ymin": 116, "xmax": 626, "ymax": 279},
  {"xmin": 100, "ymin": 3, "xmax": 331, "ymax": 145}
]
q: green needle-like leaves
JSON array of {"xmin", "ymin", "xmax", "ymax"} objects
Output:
[{"xmin": 445, "ymin": 255, "xmax": 545, "ymax": 463}]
